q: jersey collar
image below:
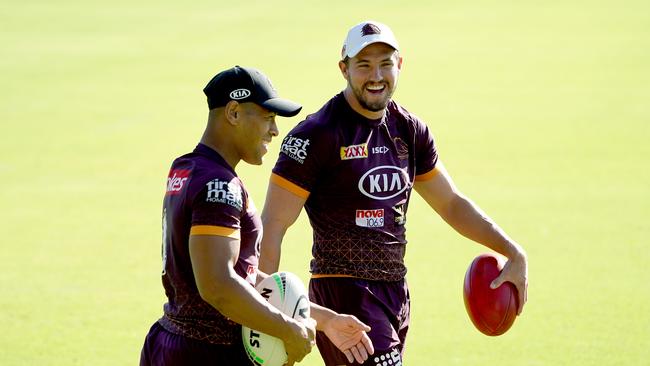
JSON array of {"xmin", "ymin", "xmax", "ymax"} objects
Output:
[
  {"xmin": 193, "ymin": 143, "xmax": 237, "ymax": 176},
  {"xmin": 338, "ymin": 92, "xmax": 387, "ymax": 128}
]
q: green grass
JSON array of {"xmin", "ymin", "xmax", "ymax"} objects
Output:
[{"xmin": 1, "ymin": 1, "xmax": 649, "ymax": 365}]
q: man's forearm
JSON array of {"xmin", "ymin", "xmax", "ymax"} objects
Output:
[
  {"xmin": 259, "ymin": 222, "xmax": 285, "ymax": 273},
  {"xmin": 200, "ymin": 269, "xmax": 295, "ymax": 339},
  {"xmin": 443, "ymin": 193, "xmax": 524, "ymax": 258}
]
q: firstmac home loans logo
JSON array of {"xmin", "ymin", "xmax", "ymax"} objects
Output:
[
  {"xmin": 280, "ymin": 135, "xmax": 310, "ymax": 164},
  {"xmin": 205, "ymin": 178, "xmax": 243, "ymax": 210}
]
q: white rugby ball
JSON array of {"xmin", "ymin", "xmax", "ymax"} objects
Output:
[{"xmin": 242, "ymin": 272, "xmax": 310, "ymax": 366}]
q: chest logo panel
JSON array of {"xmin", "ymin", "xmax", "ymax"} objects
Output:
[
  {"xmin": 358, "ymin": 165, "xmax": 409, "ymax": 200},
  {"xmin": 340, "ymin": 143, "xmax": 368, "ymax": 160}
]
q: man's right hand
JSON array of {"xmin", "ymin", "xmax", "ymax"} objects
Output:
[{"xmin": 283, "ymin": 317, "xmax": 316, "ymax": 366}]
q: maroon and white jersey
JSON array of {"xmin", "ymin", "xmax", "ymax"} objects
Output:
[
  {"xmin": 158, "ymin": 143, "xmax": 261, "ymax": 345},
  {"xmin": 272, "ymin": 93, "xmax": 438, "ymax": 281}
]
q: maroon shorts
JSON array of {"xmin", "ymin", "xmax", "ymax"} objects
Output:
[
  {"xmin": 309, "ymin": 276, "xmax": 410, "ymax": 366},
  {"xmin": 139, "ymin": 321, "xmax": 250, "ymax": 365}
]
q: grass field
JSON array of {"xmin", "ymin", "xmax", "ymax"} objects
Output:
[{"xmin": 2, "ymin": 1, "xmax": 649, "ymax": 365}]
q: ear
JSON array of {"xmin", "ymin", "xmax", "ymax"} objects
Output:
[
  {"xmin": 397, "ymin": 55, "xmax": 403, "ymax": 70},
  {"xmin": 224, "ymin": 101, "xmax": 240, "ymax": 125},
  {"xmin": 338, "ymin": 60, "xmax": 349, "ymax": 81}
]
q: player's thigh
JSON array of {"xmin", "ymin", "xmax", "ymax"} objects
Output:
[
  {"xmin": 314, "ymin": 332, "xmax": 404, "ymax": 366},
  {"xmin": 309, "ymin": 278, "xmax": 409, "ymax": 364},
  {"xmin": 139, "ymin": 322, "xmax": 249, "ymax": 365}
]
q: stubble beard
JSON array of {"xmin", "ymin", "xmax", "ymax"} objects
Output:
[{"xmin": 351, "ymin": 81, "xmax": 394, "ymax": 112}]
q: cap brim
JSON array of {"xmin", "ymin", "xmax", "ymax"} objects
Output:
[
  {"xmin": 345, "ymin": 39, "xmax": 398, "ymax": 59},
  {"xmin": 261, "ymin": 98, "xmax": 302, "ymax": 117}
]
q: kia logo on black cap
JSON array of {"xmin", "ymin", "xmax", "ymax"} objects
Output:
[{"xmin": 230, "ymin": 89, "xmax": 251, "ymax": 100}]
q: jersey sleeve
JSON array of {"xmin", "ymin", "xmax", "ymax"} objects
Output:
[
  {"xmin": 413, "ymin": 118, "xmax": 439, "ymax": 181},
  {"xmin": 189, "ymin": 175, "xmax": 245, "ymax": 239},
  {"xmin": 271, "ymin": 120, "xmax": 332, "ymax": 196}
]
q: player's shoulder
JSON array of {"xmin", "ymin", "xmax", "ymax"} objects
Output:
[
  {"xmin": 388, "ymin": 100, "xmax": 424, "ymax": 125},
  {"xmin": 196, "ymin": 158, "xmax": 240, "ymax": 188},
  {"xmin": 283, "ymin": 96, "xmax": 343, "ymax": 147},
  {"xmin": 294, "ymin": 93, "xmax": 349, "ymax": 130},
  {"xmin": 176, "ymin": 151, "xmax": 243, "ymax": 194},
  {"xmin": 188, "ymin": 158, "xmax": 247, "ymax": 211},
  {"xmin": 276, "ymin": 96, "xmax": 345, "ymax": 167}
]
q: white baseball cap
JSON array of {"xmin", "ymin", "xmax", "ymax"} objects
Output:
[{"xmin": 341, "ymin": 20, "xmax": 400, "ymax": 60}]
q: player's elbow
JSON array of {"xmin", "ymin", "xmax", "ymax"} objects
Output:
[
  {"xmin": 434, "ymin": 193, "xmax": 475, "ymax": 230},
  {"xmin": 195, "ymin": 280, "xmax": 219, "ymax": 306},
  {"xmin": 195, "ymin": 273, "xmax": 237, "ymax": 311}
]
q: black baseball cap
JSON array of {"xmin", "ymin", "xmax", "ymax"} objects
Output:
[{"xmin": 203, "ymin": 66, "xmax": 302, "ymax": 117}]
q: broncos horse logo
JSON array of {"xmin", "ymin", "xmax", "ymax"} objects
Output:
[{"xmin": 361, "ymin": 23, "xmax": 381, "ymax": 36}]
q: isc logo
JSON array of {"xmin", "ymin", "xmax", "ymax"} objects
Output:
[
  {"xmin": 229, "ymin": 88, "xmax": 251, "ymax": 100},
  {"xmin": 372, "ymin": 146, "xmax": 389, "ymax": 154},
  {"xmin": 355, "ymin": 209, "xmax": 384, "ymax": 227}
]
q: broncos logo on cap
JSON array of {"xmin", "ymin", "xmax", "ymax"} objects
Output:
[{"xmin": 361, "ymin": 23, "xmax": 381, "ymax": 36}]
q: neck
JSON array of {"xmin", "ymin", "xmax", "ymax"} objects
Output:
[
  {"xmin": 343, "ymin": 88, "xmax": 386, "ymax": 120},
  {"xmin": 200, "ymin": 124, "xmax": 240, "ymax": 170}
]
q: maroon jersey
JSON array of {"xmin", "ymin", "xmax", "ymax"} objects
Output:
[
  {"xmin": 272, "ymin": 93, "xmax": 438, "ymax": 281},
  {"xmin": 158, "ymin": 143, "xmax": 261, "ymax": 345}
]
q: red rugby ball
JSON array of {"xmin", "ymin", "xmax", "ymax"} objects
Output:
[{"xmin": 463, "ymin": 253, "xmax": 518, "ymax": 336}]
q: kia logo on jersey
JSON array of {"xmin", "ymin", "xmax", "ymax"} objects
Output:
[{"xmin": 358, "ymin": 165, "xmax": 410, "ymax": 200}]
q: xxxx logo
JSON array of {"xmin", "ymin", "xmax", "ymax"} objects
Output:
[{"xmin": 340, "ymin": 143, "xmax": 368, "ymax": 160}]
